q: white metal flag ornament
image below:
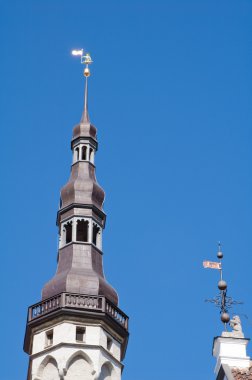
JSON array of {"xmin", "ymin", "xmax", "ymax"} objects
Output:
[
  {"xmin": 203, "ymin": 261, "xmax": 221, "ymax": 270},
  {"xmin": 71, "ymin": 48, "xmax": 93, "ymax": 77},
  {"xmin": 71, "ymin": 49, "xmax": 83, "ymax": 56}
]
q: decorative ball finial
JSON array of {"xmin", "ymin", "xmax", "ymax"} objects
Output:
[
  {"xmin": 217, "ymin": 241, "xmax": 223, "ymax": 259},
  {"xmin": 218, "ymin": 280, "xmax": 227, "ymax": 291},
  {"xmin": 221, "ymin": 312, "xmax": 230, "ymax": 323},
  {"xmin": 204, "ymin": 243, "xmax": 243, "ymax": 329}
]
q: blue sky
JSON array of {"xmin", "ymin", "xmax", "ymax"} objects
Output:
[{"xmin": 1, "ymin": 1, "xmax": 252, "ymax": 379}]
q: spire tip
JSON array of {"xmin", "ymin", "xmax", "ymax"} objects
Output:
[{"xmin": 72, "ymin": 49, "xmax": 93, "ymax": 124}]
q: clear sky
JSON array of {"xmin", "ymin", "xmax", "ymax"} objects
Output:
[{"xmin": 1, "ymin": 1, "xmax": 252, "ymax": 379}]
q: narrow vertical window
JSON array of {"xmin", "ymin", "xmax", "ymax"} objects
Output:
[
  {"xmin": 65, "ymin": 222, "xmax": 72, "ymax": 244},
  {"xmin": 89, "ymin": 148, "xmax": 93, "ymax": 162},
  {"xmin": 45, "ymin": 330, "xmax": 53, "ymax": 346},
  {"xmin": 107, "ymin": 336, "xmax": 112, "ymax": 351},
  {"xmin": 76, "ymin": 220, "xmax": 89, "ymax": 242},
  {"xmin": 75, "ymin": 147, "xmax": 79, "ymax": 161},
  {"xmin": 81, "ymin": 146, "xmax": 87, "ymax": 160},
  {"xmin": 92, "ymin": 224, "xmax": 100, "ymax": 246},
  {"xmin": 76, "ymin": 326, "xmax": 86, "ymax": 342}
]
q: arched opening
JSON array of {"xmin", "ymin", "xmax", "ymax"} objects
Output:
[
  {"xmin": 89, "ymin": 148, "xmax": 93, "ymax": 162},
  {"xmin": 65, "ymin": 353, "xmax": 93, "ymax": 380},
  {"xmin": 76, "ymin": 219, "xmax": 89, "ymax": 242},
  {"xmin": 75, "ymin": 147, "xmax": 79, "ymax": 161},
  {"xmin": 99, "ymin": 363, "xmax": 113, "ymax": 380},
  {"xmin": 81, "ymin": 146, "xmax": 87, "ymax": 160},
  {"xmin": 64, "ymin": 222, "xmax": 72, "ymax": 244},
  {"xmin": 37, "ymin": 356, "xmax": 59, "ymax": 380},
  {"xmin": 92, "ymin": 224, "xmax": 100, "ymax": 246}
]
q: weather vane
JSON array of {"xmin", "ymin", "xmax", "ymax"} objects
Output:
[
  {"xmin": 71, "ymin": 48, "xmax": 93, "ymax": 123},
  {"xmin": 203, "ymin": 243, "xmax": 243, "ymax": 329},
  {"xmin": 71, "ymin": 49, "xmax": 93, "ymax": 77}
]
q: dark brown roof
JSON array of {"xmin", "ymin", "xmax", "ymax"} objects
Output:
[
  {"xmin": 232, "ymin": 366, "xmax": 252, "ymax": 380},
  {"xmin": 72, "ymin": 121, "xmax": 97, "ymax": 141},
  {"xmin": 60, "ymin": 162, "xmax": 105, "ymax": 211}
]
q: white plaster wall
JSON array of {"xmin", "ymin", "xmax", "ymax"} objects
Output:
[
  {"xmin": 213, "ymin": 337, "xmax": 251, "ymax": 375},
  {"xmin": 218, "ymin": 340, "xmax": 248, "ymax": 358},
  {"xmin": 31, "ymin": 346, "xmax": 121, "ymax": 380},
  {"xmin": 112, "ymin": 339, "xmax": 121, "ymax": 360},
  {"xmin": 41, "ymin": 360, "xmax": 60, "ymax": 380},
  {"xmin": 33, "ymin": 324, "xmax": 120, "ymax": 361},
  {"xmin": 65, "ymin": 356, "xmax": 93, "ymax": 380},
  {"xmin": 31, "ymin": 321, "xmax": 122, "ymax": 380}
]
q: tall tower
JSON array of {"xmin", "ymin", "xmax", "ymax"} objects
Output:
[{"xmin": 24, "ymin": 52, "xmax": 129, "ymax": 380}]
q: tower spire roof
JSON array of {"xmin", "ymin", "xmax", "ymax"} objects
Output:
[
  {"xmin": 81, "ymin": 75, "xmax": 90, "ymax": 123},
  {"xmin": 71, "ymin": 50, "xmax": 96, "ymax": 141},
  {"xmin": 41, "ymin": 50, "xmax": 118, "ymax": 306}
]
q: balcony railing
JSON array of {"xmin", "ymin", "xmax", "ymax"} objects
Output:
[{"xmin": 28, "ymin": 293, "xmax": 128, "ymax": 330}]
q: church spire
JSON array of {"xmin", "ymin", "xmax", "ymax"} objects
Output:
[
  {"xmin": 41, "ymin": 50, "xmax": 118, "ymax": 304},
  {"xmin": 24, "ymin": 52, "xmax": 129, "ymax": 380},
  {"xmin": 81, "ymin": 75, "xmax": 90, "ymax": 123}
]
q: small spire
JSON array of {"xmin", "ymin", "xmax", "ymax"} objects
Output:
[
  {"xmin": 81, "ymin": 76, "xmax": 90, "ymax": 123},
  {"xmin": 71, "ymin": 49, "xmax": 93, "ymax": 124}
]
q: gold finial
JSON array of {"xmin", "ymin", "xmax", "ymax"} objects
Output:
[{"xmin": 82, "ymin": 53, "xmax": 93, "ymax": 77}]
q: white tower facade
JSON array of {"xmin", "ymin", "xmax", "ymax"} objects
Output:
[{"xmin": 24, "ymin": 53, "xmax": 129, "ymax": 380}]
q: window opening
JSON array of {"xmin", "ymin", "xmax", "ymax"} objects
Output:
[
  {"xmin": 89, "ymin": 148, "xmax": 93, "ymax": 161},
  {"xmin": 65, "ymin": 222, "xmax": 72, "ymax": 244},
  {"xmin": 45, "ymin": 330, "xmax": 53, "ymax": 346},
  {"xmin": 76, "ymin": 220, "xmax": 89, "ymax": 242},
  {"xmin": 75, "ymin": 147, "xmax": 79, "ymax": 161},
  {"xmin": 92, "ymin": 224, "xmax": 100, "ymax": 246},
  {"xmin": 107, "ymin": 336, "xmax": 112, "ymax": 351},
  {"xmin": 81, "ymin": 146, "xmax": 87, "ymax": 160},
  {"xmin": 76, "ymin": 326, "xmax": 86, "ymax": 342}
]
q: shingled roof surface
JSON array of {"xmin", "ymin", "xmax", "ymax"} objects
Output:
[{"xmin": 232, "ymin": 366, "xmax": 252, "ymax": 380}]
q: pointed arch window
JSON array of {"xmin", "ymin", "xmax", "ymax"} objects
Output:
[
  {"xmin": 89, "ymin": 148, "xmax": 94, "ymax": 162},
  {"xmin": 76, "ymin": 219, "xmax": 89, "ymax": 242},
  {"xmin": 81, "ymin": 146, "xmax": 87, "ymax": 160},
  {"xmin": 92, "ymin": 224, "xmax": 100, "ymax": 246},
  {"xmin": 64, "ymin": 222, "xmax": 72, "ymax": 244}
]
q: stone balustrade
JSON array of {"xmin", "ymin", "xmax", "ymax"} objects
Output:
[{"xmin": 28, "ymin": 293, "xmax": 128, "ymax": 330}]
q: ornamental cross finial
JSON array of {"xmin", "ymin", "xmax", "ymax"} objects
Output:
[{"xmin": 203, "ymin": 243, "xmax": 243, "ymax": 330}]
